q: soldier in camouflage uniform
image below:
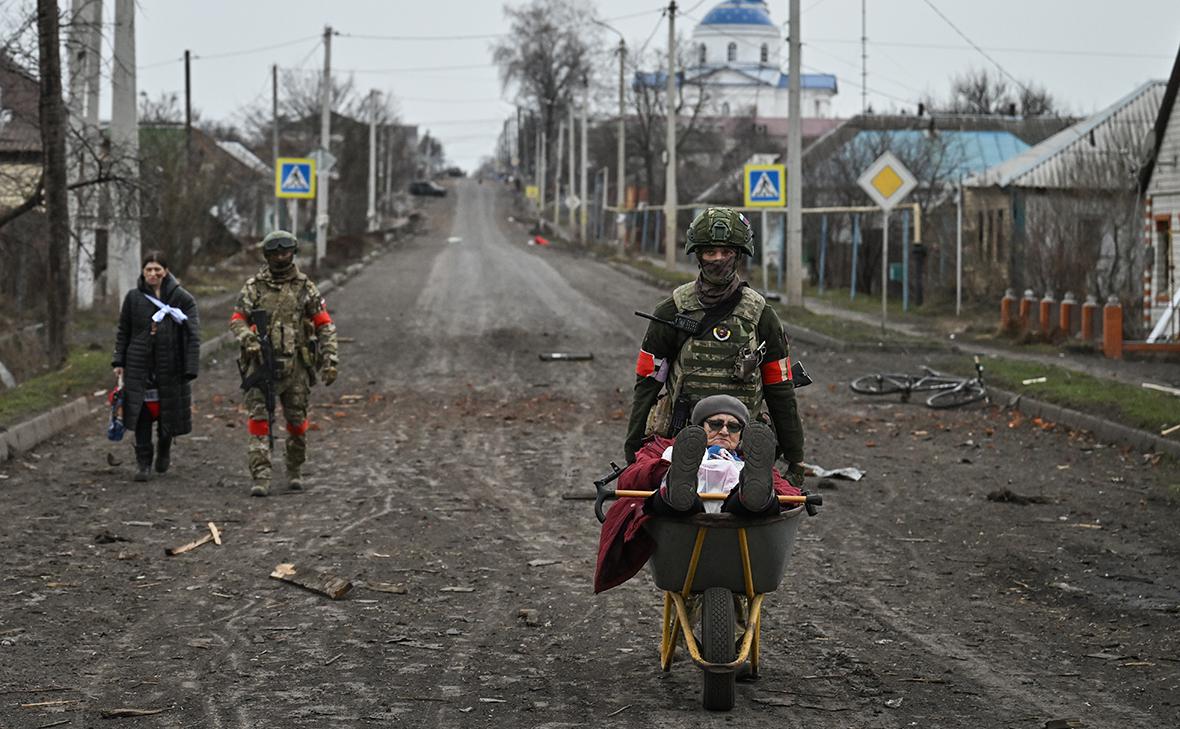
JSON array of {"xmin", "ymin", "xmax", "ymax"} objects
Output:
[
  {"xmin": 625, "ymin": 207, "xmax": 805, "ymax": 489},
  {"xmin": 229, "ymin": 231, "xmax": 339, "ymax": 497}
]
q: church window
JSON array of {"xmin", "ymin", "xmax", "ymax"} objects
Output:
[
  {"xmin": 698, "ymin": 44, "xmax": 706, "ymax": 65},
  {"xmin": 760, "ymin": 44, "xmax": 768, "ymax": 64},
  {"xmin": 727, "ymin": 42, "xmax": 737, "ymax": 62},
  {"xmin": 721, "ymin": 102, "xmax": 730, "ymax": 116}
]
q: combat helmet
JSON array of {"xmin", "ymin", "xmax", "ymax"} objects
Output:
[
  {"xmin": 260, "ymin": 230, "xmax": 299, "ymax": 254},
  {"xmin": 684, "ymin": 207, "xmax": 755, "ymax": 257}
]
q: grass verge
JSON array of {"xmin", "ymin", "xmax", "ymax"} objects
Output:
[
  {"xmin": 0, "ymin": 347, "xmax": 110, "ymax": 429},
  {"xmin": 934, "ymin": 355, "xmax": 1176, "ymax": 434}
]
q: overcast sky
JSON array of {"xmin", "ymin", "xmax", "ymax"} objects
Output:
[{"xmin": 127, "ymin": 0, "xmax": 1180, "ymax": 172}]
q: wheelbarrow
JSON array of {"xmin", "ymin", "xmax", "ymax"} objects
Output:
[{"xmin": 595, "ymin": 467, "xmax": 821, "ymax": 711}]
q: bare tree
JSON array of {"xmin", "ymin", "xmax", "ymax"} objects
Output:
[
  {"xmin": 491, "ymin": 0, "xmax": 600, "ymax": 196},
  {"xmin": 927, "ymin": 67, "xmax": 1057, "ymax": 117}
]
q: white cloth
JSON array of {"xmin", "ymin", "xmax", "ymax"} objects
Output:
[
  {"xmin": 660, "ymin": 445, "xmax": 745, "ymax": 514},
  {"xmin": 143, "ymin": 293, "xmax": 188, "ymax": 324}
]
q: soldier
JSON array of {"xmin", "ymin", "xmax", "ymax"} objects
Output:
[
  {"xmin": 625, "ymin": 207, "xmax": 805, "ymax": 492},
  {"xmin": 229, "ymin": 231, "xmax": 339, "ymax": 497}
]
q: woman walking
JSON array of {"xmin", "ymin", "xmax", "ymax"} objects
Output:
[{"xmin": 112, "ymin": 252, "xmax": 201, "ymax": 481}]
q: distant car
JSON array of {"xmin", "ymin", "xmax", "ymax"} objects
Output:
[{"xmin": 409, "ymin": 181, "xmax": 447, "ymax": 197}]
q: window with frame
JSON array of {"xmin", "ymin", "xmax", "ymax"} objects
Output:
[
  {"xmin": 699, "ymin": 44, "xmax": 707, "ymax": 65},
  {"xmin": 727, "ymin": 42, "xmax": 737, "ymax": 62},
  {"xmin": 760, "ymin": 44, "xmax": 769, "ymax": 64}
]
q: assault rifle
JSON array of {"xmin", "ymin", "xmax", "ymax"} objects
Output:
[{"xmin": 239, "ymin": 308, "xmax": 277, "ymax": 451}]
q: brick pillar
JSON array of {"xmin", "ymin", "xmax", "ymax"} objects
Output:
[
  {"xmin": 1039, "ymin": 291, "xmax": 1055, "ymax": 338},
  {"xmin": 1059, "ymin": 291, "xmax": 1076, "ymax": 337},
  {"xmin": 1081, "ymin": 294, "xmax": 1097, "ymax": 341},
  {"xmin": 1019, "ymin": 289, "xmax": 1036, "ymax": 332},
  {"xmin": 1000, "ymin": 288, "xmax": 1017, "ymax": 331},
  {"xmin": 1102, "ymin": 296, "xmax": 1123, "ymax": 360}
]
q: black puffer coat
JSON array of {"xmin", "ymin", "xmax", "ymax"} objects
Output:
[{"xmin": 112, "ymin": 273, "xmax": 201, "ymax": 436}]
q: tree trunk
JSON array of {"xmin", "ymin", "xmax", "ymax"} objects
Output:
[{"xmin": 37, "ymin": 0, "xmax": 71, "ymax": 367}]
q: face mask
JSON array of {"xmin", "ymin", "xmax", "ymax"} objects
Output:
[
  {"xmin": 699, "ymin": 255, "xmax": 737, "ymax": 285},
  {"xmin": 267, "ymin": 253, "xmax": 294, "ymax": 274}
]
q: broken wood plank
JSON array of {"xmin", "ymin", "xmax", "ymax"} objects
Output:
[
  {"xmin": 207, "ymin": 522, "xmax": 221, "ymax": 546},
  {"xmin": 361, "ymin": 581, "xmax": 406, "ymax": 594},
  {"xmin": 165, "ymin": 533, "xmax": 213, "ymax": 556},
  {"xmin": 38, "ymin": 720, "xmax": 71, "ymax": 729},
  {"xmin": 100, "ymin": 707, "xmax": 167, "ymax": 717},
  {"xmin": 20, "ymin": 699, "xmax": 79, "ymax": 708},
  {"xmin": 269, "ymin": 563, "xmax": 352, "ymax": 599}
]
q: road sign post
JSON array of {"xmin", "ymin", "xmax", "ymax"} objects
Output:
[
  {"xmin": 857, "ymin": 151, "xmax": 917, "ymax": 330},
  {"xmin": 275, "ymin": 158, "xmax": 316, "ymax": 200},
  {"xmin": 744, "ymin": 163, "xmax": 786, "ymax": 294}
]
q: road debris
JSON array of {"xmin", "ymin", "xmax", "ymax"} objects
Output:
[
  {"xmin": 518, "ymin": 608, "xmax": 541, "ymax": 626},
  {"xmin": 100, "ymin": 707, "xmax": 168, "ymax": 717},
  {"xmin": 1044, "ymin": 719, "xmax": 1084, "ymax": 729},
  {"xmin": 94, "ymin": 531, "xmax": 131, "ymax": 544},
  {"xmin": 801, "ymin": 462, "xmax": 864, "ymax": 481},
  {"xmin": 360, "ymin": 581, "xmax": 407, "ymax": 594},
  {"xmin": 269, "ymin": 563, "xmax": 353, "ymax": 599},
  {"xmin": 1142, "ymin": 382, "xmax": 1180, "ymax": 397},
  {"xmin": 1022, "ymin": 376, "xmax": 1048, "ymax": 385},
  {"xmin": 605, "ymin": 704, "xmax": 632, "ymax": 718},
  {"xmin": 440, "ymin": 586, "xmax": 475, "ymax": 592},
  {"xmin": 526, "ymin": 559, "xmax": 561, "ymax": 567},
  {"xmin": 884, "ymin": 697, "xmax": 904, "ymax": 709},
  {"xmin": 324, "ymin": 653, "xmax": 344, "ymax": 666},
  {"xmin": 207, "ymin": 522, "xmax": 221, "ymax": 545},
  {"xmin": 986, "ymin": 489, "xmax": 1050, "ymax": 505},
  {"xmin": 1161, "ymin": 423, "xmax": 1180, "ymax": 437},
  {"xmin": 539, "ymin": 352, "xmax": 593, "ymax": 361},
  {"xmin": 165, "ymin": 532, "xmax": 213, "ymax": 556}
]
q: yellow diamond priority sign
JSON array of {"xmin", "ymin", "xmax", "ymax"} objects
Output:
[{"xmin": 857, "ymin": 151, "xmax": 916, "ymax": 212}]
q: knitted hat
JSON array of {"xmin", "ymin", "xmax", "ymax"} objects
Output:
[{"xmin": 690, "ymin": 395, "xmax": 749, "ymax": 428}]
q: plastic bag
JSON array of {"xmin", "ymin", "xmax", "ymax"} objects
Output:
[{"xmin": 107, "ymin": 387, "xmax": 125, "ymax": 442}]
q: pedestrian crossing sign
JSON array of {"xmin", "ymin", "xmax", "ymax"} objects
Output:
[
  {"xmin": 275, "ymin": 157, "xmax": 316, "ymax": 199},
  {"xmin": 743, "ymin": 163, "xmax": 786, "ymax": 207}
]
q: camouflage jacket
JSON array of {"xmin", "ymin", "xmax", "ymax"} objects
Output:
[{"xmin": 229, "ymin": 265, "xmax": 338, "ymax": 381}]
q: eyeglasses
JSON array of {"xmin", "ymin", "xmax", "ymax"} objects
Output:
[{"xmin": 703, "ymin": 418, "xmax": 744, "ymax": 434}]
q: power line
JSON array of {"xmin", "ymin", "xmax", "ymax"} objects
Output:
[
  {"xmin": 138, "ymin": 34, "xmax": 320, "ymax": 70},
  {"xmin": 808, "ymin": 37, "xmax": 1174, "ymax": 61},
  {"xmin": 920, "ymin": 0, "xmax": 1028, "ymax": 93}
]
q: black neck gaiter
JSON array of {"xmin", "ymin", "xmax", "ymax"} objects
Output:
[{"xmin": 695, "ymin": 255, "xmax": 742, "ymax": 307}]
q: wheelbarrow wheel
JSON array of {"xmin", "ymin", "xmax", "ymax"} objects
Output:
[{"xmin": 700, "ymin": 587, "xmax": 736, "ymax": 711}]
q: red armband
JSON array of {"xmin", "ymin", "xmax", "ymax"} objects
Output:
[
  {"xmin": 761, "ymin": 356, "xmax": 792, "ymax": 385},
  {"xmin": 311, "ymin": 310, "xmax": 332, "ymax": 328}
]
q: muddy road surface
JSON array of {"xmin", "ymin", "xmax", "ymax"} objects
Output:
[{"xmin": 2, "ymin": 180, "xmax": 1178, "ymax": 728}]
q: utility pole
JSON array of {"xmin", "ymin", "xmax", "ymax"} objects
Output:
[
  {"xmin": 109, "ymin": 0, "xmax": 139, "ymax": 301},
  {"xmin": 184, "ymin": 49, "xmax": 192, "ymax": 163},
  {"xmin": 616, "ymin": 38, "xmax": 627, "ymax": 245},
  {"xmin": 36, "ymin": 0, "xmax": 71, "ymax": 366},
  {"xmin": 552, "ymin": 119, "xmax": 564, "ymax": 227},
  {"xmin": 315, "ymin": 24, "xmax": 332, "ymax": 266},
  {"xmin": 367, "ymin": 89, "xmax": 378, "ymax": 232},
  {"xmin": 786, "ymin": 0, "xmax": 803, "ymax": 303},
  {"xmin": 567, "ymin": 102, "xmax": 575, "ymax": 229},
  {"xmin": 272, "ymin": 63, "xmax": 280, "ymax": 230},
  {"xmin": 861, "ymin": 0, "xmax": 867, "ymax": 114},
  {"xmin": 663, "ymin": 0, "xmax": 678, "ymax": 269},
  {"xmin": 67, "ymin": 0, "xmax": 99, "ymax": 310},
  {"xmin": 579, "ymin": 79, "xmax": 588, "ymax": 243},
  {"xmin": 537, "ymin": 124, "xmax": 546, "ymax": 221}
]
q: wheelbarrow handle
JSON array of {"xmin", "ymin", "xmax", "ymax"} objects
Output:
[
  {"xmin": 593, "ymin": 462, "xmax": 625, "ymax": 523},
  {"xmin": 595, "ymin": 485, "xmax": 822, "ymax": 523}
]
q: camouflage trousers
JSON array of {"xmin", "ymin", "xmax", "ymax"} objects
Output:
[{"xmin": 244, "ymin": 374, "xmax": 310, "ymax": 483}]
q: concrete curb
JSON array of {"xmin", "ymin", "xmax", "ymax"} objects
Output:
[
  {"xmin": 988, "ymin": 385, "xmax": 1180, "ymax": 459},
  {"xmin": 0, "ymin": 232, "xmax": 412, "ymax": 464}
]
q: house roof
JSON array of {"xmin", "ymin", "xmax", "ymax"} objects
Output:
[
  {"xmin": 216, "ymin": 140, "xmax": 271, "ymax": 177},
  {"xmin": 698, "ymin": 0, "xmax": 775, "ymax": 28},
  {"xmin": 848, "ymin": 129, "xmax": 1030, "ymax": 180},
  {"xmin": 0, "ymin": 56, "xmax": 44, "ymax": 156},
  {"xmin": 1138, "ymin": 44, "xmax": 1180, "ymax": 193},
  {"xmin": 636, "ymin": 68, "xmax": 837, "ymax": 92},
  {"xmin": 966, "ymin": 80, "xmax": 1166, "ymax": 190}
]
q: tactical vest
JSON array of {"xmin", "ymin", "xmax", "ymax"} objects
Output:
[
  {"xmin": 245, "ymin": 271, "xmax": 316, "ymax": 374},
  {"xmin": 646, "ymin": 283, "xmax": 767, "ymax": 436}
]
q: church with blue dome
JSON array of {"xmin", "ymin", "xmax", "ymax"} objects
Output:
[{"xmin": 683, "ymin": 0, "xmax": 837, "ymax": 119}]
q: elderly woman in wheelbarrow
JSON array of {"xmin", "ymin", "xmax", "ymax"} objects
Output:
[{"xmin": 594, "ymin": 394, "xmax": 801, "ymax": 593}]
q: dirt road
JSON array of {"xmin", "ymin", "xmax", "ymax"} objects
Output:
[{"xmin": 2, "ymin": 180, "xmax": 1177, "ymax": 728}]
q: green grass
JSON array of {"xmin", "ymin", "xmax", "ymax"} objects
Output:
[
  {"xmin": 936, "ymin": 356, "xmax": 1176, "ymax": 434},
  {"xmin": 776, "ymin": 303, "xmax": 922, "ymax": 344},
  {"xmin": 0, "ymin": 347, "xmax": 111, "ymax": 428}
]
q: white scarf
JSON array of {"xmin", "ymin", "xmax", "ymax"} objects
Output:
[{"xmin": 143, "ymin": 292, "xmax": 188, "ymax": 324}]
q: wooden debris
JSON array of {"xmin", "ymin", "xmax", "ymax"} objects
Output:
[
  {"xmin": 527, "ymin": 559, "xmax": 560, "ymax": 567},
  {"xmin": 165, "ymin": 532, "xmax": 212, "ymax": 556},
  {"xmin": 269, "ymin": 563, "xmax": 352, "ymax": 599},
  {"xmin": 439, "ymin": 586, "xmax": 474, "ymax": 593},
  {"xmin": 604, "ymin": 704, "xmax": 632, "ymax": 718},
  {"xmin": 1162, "ymin": 423, "xmax": 1180, "ymax": 436},
  {"xmin": 324, "ymin": 653, "xmax": 344, "ymax": 666},
  {"xmin": 361, "ymin": 581, "xmax": 406, "ymax": 594},
  {"xmin": 20, "ymin": 698, "xmax": 79, "ymax": 708},
  {"xmin": 207, "ymin": 522, "xmax": 221, "ymax": 546},
  {"xmin": 100, "ymin": 707, "xmax": 167, "ymax": 717},
  {"xmin": 518, "ymin": 608, "xmax": 541, "ymax": 627},
  {"xmin": 38, "ymin": 720, "xmax": 71, "ymax": 729}
]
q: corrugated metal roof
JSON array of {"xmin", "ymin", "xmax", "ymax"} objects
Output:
[
  {"xmin": 638, "ymin": 68, "xmax": 837, "ymax": 91},
  {"xmin": 848, "ymin": 129, "xmax": 1029, "ymax": 178},
  {"xmin": 966, "ymin": 80, "xmax": 1165, "ymax": 189},
  {"xmin": 216, "ymin": 141, "xmax": 270, "ymax": 177}
]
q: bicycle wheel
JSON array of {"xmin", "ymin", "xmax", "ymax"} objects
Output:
[
  {"xmin": 850, "ymin": 374, "xmax": 905, "ymax": 395},
  {"xmin": 700, "ymin": 587, "xmax": 736, "ymax": 711},
  {"xmin": 926, "ymin": 382, "xmax": 987, "ymax": 409}
]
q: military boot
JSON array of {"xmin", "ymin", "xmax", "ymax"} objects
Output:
[
  {"xmin": 248, "ymin": 435, "xmax": 273, "ymax": 498},
  {"xmin": 155, "ymin": 436, "xmax": 172, "ymax": 474},
  {"xmin": 133, "ymin": 443, "xmax": 153, "ymax": 482},
  {"xmin": 287, "ymin": 468, "xmax": 303, "ymax": 492},
  {"xmin": 250, "ymin": 479, "xmax": 270, "ymax": 497}
]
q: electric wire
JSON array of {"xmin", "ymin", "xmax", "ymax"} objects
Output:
[{"xmin": 919, "ymin": 0, "xmax": 1030, "ymax": 93}]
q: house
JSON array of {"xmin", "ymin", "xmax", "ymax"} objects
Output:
[
  {"xmin": 965, "ymin": 80, "xmax": 1165, "ymax": 303},
  {"xmin": 1138, "ymin": 45, "xmax": 1180, "ymax": 341},
  {"xmin": 0, "ymin": 55, "xmax": 42, "ymax": 209}
]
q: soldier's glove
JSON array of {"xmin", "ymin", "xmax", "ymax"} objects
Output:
[
  {"xmin": 321, "ymin": 365, "xmax": 338, "ymax": 386},
  {"xmin": 239, "ymin": 331, "xmax": 261, "ymax": 359},
  {"xmin": 785, "ymin": 463, "xmax": 806, "ymax": 490}
]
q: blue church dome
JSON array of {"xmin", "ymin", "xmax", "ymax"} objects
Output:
[{"xmin": 699, "ymin": 0, "xmax": 775, "ymax": 27}]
